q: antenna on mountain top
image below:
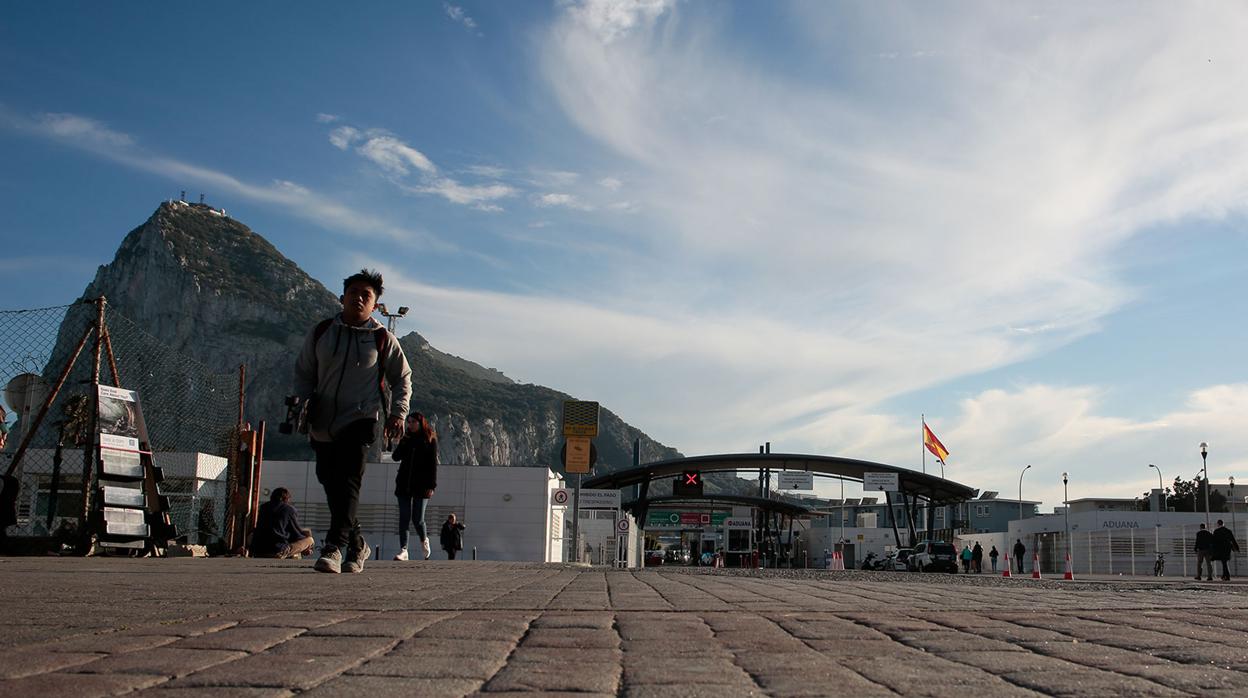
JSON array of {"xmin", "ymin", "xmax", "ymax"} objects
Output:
[
  {"xmin": 180, "ymin": 190, "xmax": 186, "ymax": 202},
  {"xmin": 199, "ymin": 193, "xmax": 205, "ymax": 204}
]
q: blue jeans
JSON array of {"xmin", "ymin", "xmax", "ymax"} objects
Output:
[{"xmin": 397, "ymin": 496, "xmax": 428, "ymax": 549}]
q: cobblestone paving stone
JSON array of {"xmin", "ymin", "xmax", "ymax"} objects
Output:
[{"xmin": 2, "ymin": 558, "xmax": 1248, "ymax": 696}]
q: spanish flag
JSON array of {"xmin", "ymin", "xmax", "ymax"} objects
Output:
[{"xmin": 923, "ymin": 422, "xmax": 949, "ymax": 463}]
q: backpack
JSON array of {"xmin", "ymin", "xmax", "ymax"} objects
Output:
[{"xmin": 313, "ymin": 317, "xmax": 390, "ymax": 403}]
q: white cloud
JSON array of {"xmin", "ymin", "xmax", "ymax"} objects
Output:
[
  {"xmin": 464, "ymin": 164, "xmax": 508, "ymax": 179},
  {"xmin": 37, "ymin": 113, "xmax": 133, "ymax": 147},
  {"xmin": 443, "ymin": 2, "xmax": 478, "ymax": 31},
  {"xmin": 328, "ymin": 126, "xmax": 360, "ymax": 150},
  {"xmin": 525, "ymin": 3, "xmax": 1248, "ymax": 462},
  {"xmin": 566, "ymin": 0, "xmax": 675, "ymax": 43},
  {"xmin": 356, "ymin": 134, "xmax": 438, "ymax": 175},
  {"xmin": 534, "ymin": 192, "xmax": 594, "ymax": 210},
  {"xmin": 598, "ymin": 176, "xmax": 623, "ymax": 190},
  {"xmin": 7, "ymin": 109, "xmax": 451, "ymax": 250},
  {"xmin": 315, "ymin": 113, "xmax": 340, "ymax": 124}
]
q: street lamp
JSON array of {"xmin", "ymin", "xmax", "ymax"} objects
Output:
[
  {"xmin": 1018, "ymin": 464, "xmax": 1032, "ymax": 523},
  {"xmin": 1231, "ymin": 476, "xmax": 1238, "ymax": 576},
  {"xmin": 1200, "ymin": 442, "xmax": 1210, "ymax": 527},
  {"xmin": 1149, "ymin": 464, "xmax": 1164, "ymax": 511},
  {"xmin": 376, "ymin": 303, "xmax": 410, "ymax": 334},
  {"xmin": 1062, "ymin": 472, "xmax": 1071, "ymax": 565}
]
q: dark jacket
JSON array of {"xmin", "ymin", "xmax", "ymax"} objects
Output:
[
  {"xmin": 972, "ymin": 543, "xmax": 983, "ymax": 561},
  {"xmin": 1195, "ymin": 528, "xmax": 1214, "ymax": 552},
  {"xmin": 393, "ymin": 433, "xmax": 438, "ymax": 498},
  {"xmin": 250, "ymin": 501, "xmax": 304, "ymax": 556},
  {"xmin": 440, "ymin": 520, "xmax": 465, "ymax": 552},
  {"xmin": 1212, "ymin": 526, "xmax": 1239, "ymax": 561},
  {"xmin": 1013, "ymin": 541, "xmax": 1025, "ymax": 559}
]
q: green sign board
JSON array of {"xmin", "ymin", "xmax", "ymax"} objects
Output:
[{"xmin": 646, "ymin": 510, "xmax": 731, "ymax": 528}]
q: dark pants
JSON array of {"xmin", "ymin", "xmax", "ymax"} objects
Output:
[
  {"xmin": 1015, "ymin": 555, "xmax": 1024, "ymax": 573},
  {"xmin": 312, "ymin": 419, "xmax": 374, "ymax": 553},
  {"xmin": 446, "ymin": 548, "xmax": 457, "ymax": 560},
  {"xmin": 1218, "ymin": 557, "xmax": 1231, "ymax": 580},
  {"xmin": 397, "ymin": 496, "xmax": 429, "ymax": 549}
]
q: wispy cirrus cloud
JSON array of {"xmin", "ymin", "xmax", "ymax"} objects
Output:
[
  {"xmin": 3, "ymin": 107, "xmax": 451, "ymax": 250},
  {"xmin": 324, "ymin": 120, "xmax": 516, "ymax": 210},
  {"xmin": 483, "ymin": 0, "xmax": 1248, "ymax": 477},
  {"xmin": 533, "ymin": 192, "xmax": 594, "ymax": 211},
  {"xmin": 443, "ymin": 2, "xmax": 478, "ymax": 32}
]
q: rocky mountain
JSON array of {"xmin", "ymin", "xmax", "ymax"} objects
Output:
[{"xmin": 61, "ymin": 201, "xmax": 684, "ymax": 474}]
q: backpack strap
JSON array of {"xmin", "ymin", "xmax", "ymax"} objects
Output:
[{"xmin": 312, "ymin": 317, "xmax": 391, "ymax": 412}]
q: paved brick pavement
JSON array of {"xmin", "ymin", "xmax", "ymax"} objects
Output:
[{"xmin": 2, "ymin": 558, "xmax": 1248, "ymax": 696}]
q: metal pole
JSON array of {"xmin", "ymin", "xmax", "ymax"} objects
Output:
[
  {"xmin": 1231, "ymin": 477, "xmax": 1238, "ymax": 576},
  {"xmin": 1130, "ymin": 527, "xmax": 1136, "ymax": 576},
  {"xmin": 571, "ymin": 473, "xmax": 582, "ymax": 562},
  {"xmin": 1149, "ymin": 464, "xmax": 1163, "ymax": 511},
  {"xmin": 1062, "ymin": 473, "xmax": 1070, "ymax": 567},
  {"xmin": 1201, "ymin": 443, "xmax": 1210, "ymax": 528},
  {"xmin": 1018, "ymin": 464, "xmax": 1032, "ymax": 526}
]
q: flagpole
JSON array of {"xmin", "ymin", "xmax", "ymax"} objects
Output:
[{"xmin": 921, "ymin": 414, "xmax": 926, "ymax": 475}]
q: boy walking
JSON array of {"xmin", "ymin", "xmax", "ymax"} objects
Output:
[{"xmin": 294, "ymin": 269, "xmax": 412, "ymax": 574}]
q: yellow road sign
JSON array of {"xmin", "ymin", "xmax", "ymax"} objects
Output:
[
  {"xmin": 562, "ymin": 400, "xmax": 600, "ymax": 438},
  {"xmin": 564, "ymin": 436, "xmax": 593, "ymax": 474}
]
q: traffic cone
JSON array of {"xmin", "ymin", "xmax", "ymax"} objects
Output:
[
  {"xmin": 1002, "ymin": 554, "xmax": 1012, "ymax": 577},
  {"xmin": 1063, "ymin": 553, "xmax": 1074, "ymax": 580},
  {"xmin": 1031, "ymin": 553, "xmax": 1042, "ymax": 579}
]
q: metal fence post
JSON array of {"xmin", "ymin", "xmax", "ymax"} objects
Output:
[
  {"xmin": 1107, "ymin": 529, "xmax": 1113, "ymax": 575},
  {"xmin": 1130, "ymin": 527, "xmax": 1136, "ymax": 576},
  {"xmin": 1182, "ymin": 525, "xmax": 1188, "ymax": 578}
]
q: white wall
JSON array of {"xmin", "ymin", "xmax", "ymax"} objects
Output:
[{"xmin": 260, "ymin": 460, "xmax": 562, "ymax": 562}]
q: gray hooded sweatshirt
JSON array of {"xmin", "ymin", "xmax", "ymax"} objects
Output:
[{"xmin": 293, "ymin": 315, "xmax": 412, "ymax": 442}]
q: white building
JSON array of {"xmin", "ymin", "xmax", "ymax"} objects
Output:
[{"xmin": 261, "ymin": 460, "xmax": 567, "ymax": 562}]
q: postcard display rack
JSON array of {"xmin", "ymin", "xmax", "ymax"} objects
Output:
[{"xmin": 93, "ymin": 385, "xmax": 176, "ymax": 552}]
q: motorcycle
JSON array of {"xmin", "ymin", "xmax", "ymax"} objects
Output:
[{"xmin": 861, "ymin": 552, "xmax": 879, "ymax": 570}]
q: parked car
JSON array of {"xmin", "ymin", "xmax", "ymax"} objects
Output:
[
  {"xmin": 887, "ymin": 548, "xmax": 915, "ymax": 571},
  {"xmin": 909, "ymin": 541, "xmax": 958, "ymax": 573},
  {"xmin": 644, "ymin": 550, "xmax": 665, "ymax": 567}
]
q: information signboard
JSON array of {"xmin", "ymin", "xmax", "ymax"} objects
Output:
[
  {"xmin": 863, "ymin": 472, "xmax": 899, "ymax": 492},
  {"xmin": 776, "ymin": 471, "xmax": 814, "ymax": 490}
]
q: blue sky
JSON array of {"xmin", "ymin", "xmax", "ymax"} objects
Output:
[{"xmin": 3, "ymin": 1, "xmax": 1247, "ymax": 510}]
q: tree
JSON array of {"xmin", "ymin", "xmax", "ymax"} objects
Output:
[{"xmin": 1138, "ymin": 476, "xmax": 1227, "ymax": 512}]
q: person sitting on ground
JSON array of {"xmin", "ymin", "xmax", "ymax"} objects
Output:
[{"xmin": 249, "ymin": 488, "xmax": 315, "ymax": 559}]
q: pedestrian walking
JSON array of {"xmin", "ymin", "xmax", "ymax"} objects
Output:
[
  {"xmin": 989, "ymin": 545, "xmax": 999, "ymax": 573},
  {"xmin": 972, "ymin": 542, "xmax": 984, "ymax": 574},
  {"xmin": 1195, "ymin": 523, "xmax": 1214, "ymax": 581},
  {"xmin": 392, "ymin": 412, "xmax": 438, "ymax": 561},
  {"xmin": 441, "ymin": 513, "xmax": 466, "ymax": 560},
  {"xmin": 293, "ymin": 269, "xmax": 413, "ymax": 575},
  {"xmin": 1212, "ymin": 519, "xmax": 1240, "ymax": 581},
  {"xmin": 960, "ymin": 544, "xmax": 972, "ymax": 573},
  {"xmin": 1013, "ymin": 539, "xmax": 1026, "ymax": 574}
]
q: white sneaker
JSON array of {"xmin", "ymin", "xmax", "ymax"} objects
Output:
[
  {"xmin": 421, "ymin": 538, "xmax": 431, "ymax": 560},
  {"xmin": 394, "ymin": 547, "xmax": 408, "ymax": 561}
]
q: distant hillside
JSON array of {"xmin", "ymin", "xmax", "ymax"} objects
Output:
[{"xmin": 54, "ymin": 200, "xmax": 684, "ymax": 473}]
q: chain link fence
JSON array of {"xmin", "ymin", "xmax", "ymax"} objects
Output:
[{"xmin": 1, "ymin": 301, "xmax": 240, "ymax": 548}]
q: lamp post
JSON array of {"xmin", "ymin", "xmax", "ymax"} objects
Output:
[
  {"xmin": 1062, "ymin": 472, "xmax": 1071, "ymax": 566},
  {"xmin": 1018, "ymin": 463, "xmax": 1032, "ymax": 524},
  {"xmin": 1148, "ymin": 464, "xmax": 1164, "ymax": 512},
  {"xmin": 1200, "ymin": 442, "xmax": 1210, "ymax": 527},
  {"xmin": 376, "ymin": 303, "xmax": 410, "ymax": 334},
  {"xmin": 1231, "ymin": 476, "xmax": 1238, "ymax": 576}
]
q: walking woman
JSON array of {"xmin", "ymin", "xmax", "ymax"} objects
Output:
[{"xmin": 392, "ymin": 412, "xmax": 438, "ymax": 560}]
